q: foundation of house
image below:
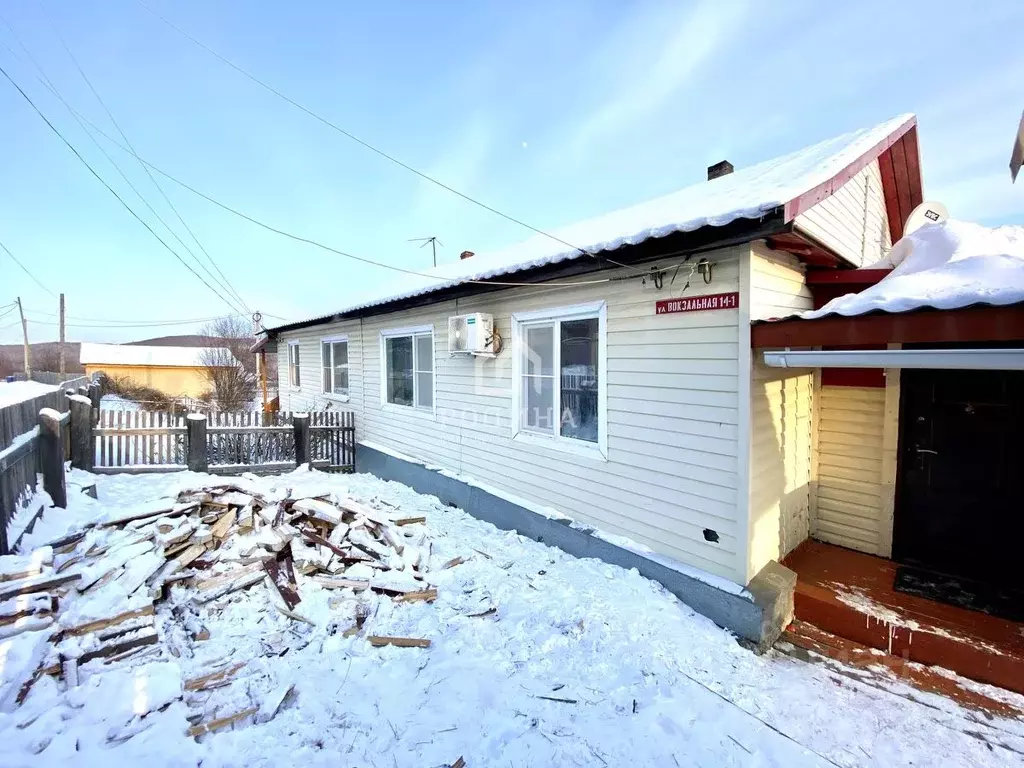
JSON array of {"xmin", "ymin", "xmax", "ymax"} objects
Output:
[{"xmin": 355, "ymin": 442, "xmax": 795, "ymax": 649}]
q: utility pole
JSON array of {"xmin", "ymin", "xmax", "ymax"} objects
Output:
[
  {"xmin": 16, "ymin": 296, "xmax": 31, "ymax": 378},
  {"xmin": 59, "ymin": 293, "xmax": 66, "ymax": 378}
]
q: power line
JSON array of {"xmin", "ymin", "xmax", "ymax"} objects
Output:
[
  {"xmin": 0, "ymin": 17, "xmax": 248, "ymax": 317},
  {"xmin": 32, "ymin": 0, "xmax": 251, "ymax": 314},
  {"xmin": 0, "ymin": 63, "xmax": 249, "ymax": 316},
  {"xmin": 26, "ymin": 308, "xmax": 285, "ymax": 323},
  {"xmin": 57, "ymin": 105, "xmax": 616, "ymax": 289},
  {"xmin": 0, "ymin": 237, "xmax": 58, "ymax": 298},
  {"xmin": 131, "ymin": 0, "xmax": 602, "ymax": 261}
]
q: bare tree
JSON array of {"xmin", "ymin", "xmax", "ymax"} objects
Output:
[{"xmin": 198, "ymin": 316, "xmax": 258, "ymax": 411}]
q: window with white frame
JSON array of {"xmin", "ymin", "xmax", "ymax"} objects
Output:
[
  {"xmin": 382, "ymin": 328, "xmax": 433, "ymax": 409},
  {"xmin": 287, "ymin": 342, "xmax": 300, "ymax": 388},
  {"xmin": 514, "ymin": 303, "xmax": 605, "ymax": 447},
  {"xmin": 321, "ymin": 337, "xmax": 349, "ymax": 396}
]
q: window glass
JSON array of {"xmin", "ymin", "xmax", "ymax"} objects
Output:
[
  {"xmin": 321, "ymin": 342, "xmax": 331, "ymax": 392},
  {"xmin": 523, "ymin": 374, "xmax": 554, "ymax": 431},
  {"xmin": 385, "ymin": 336, "xmax": 413, "ymax": 406},
  {"xmin": 559, "ymin": 318, "xmax": 599, "ymax": 442},
  {"xmin": 415, "ymin": 335, "xmax": 433, "ymax": 372},
  {"xmin": 521, "ymin": 324, "xmax": 555, "ymax": 433},
  {"xmin": 332, "ymin": 341, "xmax": 348, "ymax": 395},
  {"xmin": 289, "ymin": 344, "xmax": 300, "ymax": 387},
  {"xmin": 525, "ymin": 325, "xmax": 554, "ymax": 375}
]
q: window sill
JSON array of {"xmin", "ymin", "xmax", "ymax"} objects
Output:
[
  {"xmin": 381, "ymin": 402, "xmax": 436, "ymax": 420},
  {"xmin": 512, "ymin": 430, "xmax": 607, "ymax": 462},
  {"xmin": 322, "ymin": 393, "xmax": 351, "ymax": 403}
]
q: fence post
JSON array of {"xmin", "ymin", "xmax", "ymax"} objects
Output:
[
  {"xmin": 68, "ymin": 395, "xmax": 94, "ymax": 472},
  {"xmin": 87, "ymin": 382, "xmax": 101, "ymax": 424},
  {"xmin": 293, "ymin": 413, "xmax": 310, "ymax": 467},
  {"xmin": 38, "ymin": 408, "xmax": 67, "ymax": 508},
  {"xmin": 187, "ymin": 414, "xmax": 208, "ymax": 473}
]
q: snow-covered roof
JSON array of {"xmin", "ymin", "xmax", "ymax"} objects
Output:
[
  {"xmin": 801, "ymin": 220, "xmax": 1024, "ymax": 320},
  {"xmin": 79, "ymin": 343, "xmax": 231, "ymax": 368},
  {"xmin": 268, "ymin": 113, "xmax": 916, "ymax": 332}
]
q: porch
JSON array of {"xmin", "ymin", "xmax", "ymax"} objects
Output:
[{"xmin": 781, "ymin": 539, "xmax": 1024, "ymax": 698}]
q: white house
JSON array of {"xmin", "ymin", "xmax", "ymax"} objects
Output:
[{"xmin": 258, "ymin": 114, "xmax": 925, "ymax": 646}]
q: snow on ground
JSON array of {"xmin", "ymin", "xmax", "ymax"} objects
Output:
[
  {"xmin": 5, "ymin": 468, "xmax": 1024, "ymax": 767},
  {"xmin": 804, "ymin": 219, "xmax": 1024, "ymax": 319},
  {"xmin": 0, "ymin": 380, "xmax": 57, "ymax": 408}
]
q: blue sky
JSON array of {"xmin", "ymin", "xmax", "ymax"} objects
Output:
[{"xmin": 0, "ymin": 0, "xmax": 1021, "ymax": 344}]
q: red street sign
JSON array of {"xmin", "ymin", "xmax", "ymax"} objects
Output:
[{"xmin": 656, "ymin": 292, "xmax": 739, "ymax": 315}]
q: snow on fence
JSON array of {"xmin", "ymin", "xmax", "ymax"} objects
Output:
[{"xmin": 92, "ymin": 409, "xmax": 355, "ymax": 475}]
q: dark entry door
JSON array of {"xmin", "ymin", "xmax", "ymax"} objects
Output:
[{"xmin": 895, "ymin": 366, "xmax": 1024, "ymax": 588}]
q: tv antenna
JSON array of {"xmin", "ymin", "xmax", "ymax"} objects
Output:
[{"xmin": 409, "ymin": 236, "xmax": 443, "ymax": 267}]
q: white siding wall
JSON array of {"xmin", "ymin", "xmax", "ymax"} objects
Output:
[
  {"xmin": 794, "ymin": 159, "xmax": 891, "ymax": 268},
  {"xmin": 277, "ymin": 245, "xmax": 748, "ymax": 583},
  {"xmin": 814, "ymin": 377, "xmax": 899, "ymax": 556},
  {"xmin": 747, "ymin": 244, "xmax": 815, "ymax": 576}
]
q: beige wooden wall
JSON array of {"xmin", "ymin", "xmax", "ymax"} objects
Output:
[{"xmin": 814, "ymin": 373, "xmax": 899, "ymax": 557}]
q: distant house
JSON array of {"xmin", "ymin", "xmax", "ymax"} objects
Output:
[
  {"xmin": 256, "ymin": 114, "xmax": 926, "ymax": 646},
  {"xmin": 79, "ymin": 343, "xmax": 232, "ymax": 398}
]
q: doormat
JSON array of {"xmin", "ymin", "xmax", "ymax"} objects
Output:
[{"xmin": 893, "ymin": 566, "xmax": 1024, "ymax": 623}]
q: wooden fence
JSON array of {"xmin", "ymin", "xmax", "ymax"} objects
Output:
[
  {"xmin": 92, "ymin": 410, "xmax": 355, "ymax": 475},
  {"xmin": 0, "ymin": 385, "xmax": 77, "ymax": 554}
]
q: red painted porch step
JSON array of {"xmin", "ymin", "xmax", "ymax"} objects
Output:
[
  {"xmin": 783, "ymin": 540, "xmax": 1024, "ymax": 696},
  {"xmin": 781, "ymin": 619, "xmax": 1023, "ymax": 718},
  {"xmin": 793, "ymin": 579, "xmax": 1024, "ymax": 695}
]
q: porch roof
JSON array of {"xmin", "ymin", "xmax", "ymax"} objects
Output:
[
  {"xmin": 751, "ymin": 303, "xmax": 1024, "ymax": 348},
  {"xmin": 754, "ymin": 219, "xmax": 1024, "ymax": 348}
]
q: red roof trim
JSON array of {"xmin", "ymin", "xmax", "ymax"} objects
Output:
[
  {"xmin": 805, "ymin": 269, "xmax": 891, "ymax": 285},
  {"xmin": 751, "ymin": 304, "xmax": 1024, "ymax": 348},
  {"xmin": 783, "ymin": 115, "xmax": 919, "ymax": 223},
  {"xmin": 878, "ymin": 125, "xmax": 925, "ymax": 242}
]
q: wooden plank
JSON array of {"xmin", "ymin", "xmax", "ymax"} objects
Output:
[
  {"xmin": 60, "ymin": 604, "xmax": 155, "ymax": 638},
  {"xmin": 187, "ymin": 707, "xmax": 258, "ymax": 738},
  {"xmin": 263, "ymin": 557, "xmax": 300, "ymax": 609},
  {"xmin": 99, "ymin": 409, "xmax": 107, "ymax": 468},
  {"xmin": 367, "ymin": 635, "xmax": 431, "ymax": 648},
  {"xmin": 41, "ymin": 628, "xmax": 159, "ymax": 675},
  {"xmin": 210, "ymin": 509, "xmax": 237, "ymax": 540},
  {"xmin": 393, "ymin": 516, "xmax": 426, "ymax": 526},
  {"xmin": 184, "ymin": 661, "xmax": 246, "ymax": 691},
  {"xmin": 116, "ymin": 408, "xmax": 122, "ymax": 467},
  {"xmin": 311, "ymin": 576, "xmax": 370, "ymax": 591},
  {"xmin": 395, "ymin": 589, "xmax": 437, "ymax": 603},
  {"xmin": 0, "ymin": 571, "xmax": 79, "ymax": 601}
]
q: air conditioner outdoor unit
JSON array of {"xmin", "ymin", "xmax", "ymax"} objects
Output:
[{"xmin": 448, "ymin": 313, "xmax": 494, "ymax": 354}]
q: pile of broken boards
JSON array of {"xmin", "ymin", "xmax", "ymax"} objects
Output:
[{"xmin": 0, "ymin": 482, "xmax": 443, "ymax": 738}]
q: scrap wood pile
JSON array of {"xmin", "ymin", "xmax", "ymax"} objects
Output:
[{"xmin": 0, "ymin": 481, "xmax": 457, "ymax": 740}]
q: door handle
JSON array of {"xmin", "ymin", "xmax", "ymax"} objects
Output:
[{"xmin": 914, "ymin": 448, "xmax": 938, "ymax": 455}]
